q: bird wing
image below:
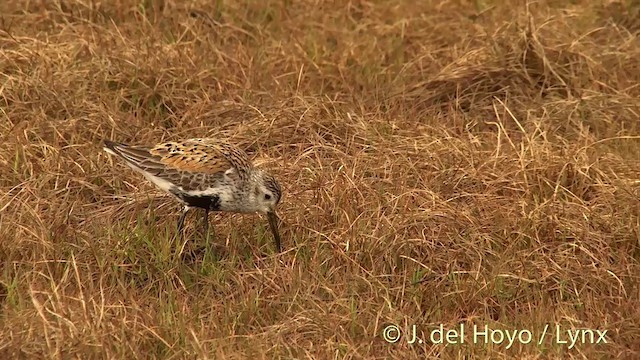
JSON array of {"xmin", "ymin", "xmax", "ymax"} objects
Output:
[
  {"xmin": 104, "ymin": 138, "xmax": 252, "ymax": 192},
  {"xmin": 103, "ymin": 140, "xmax": 167, "ymax": 172},
  {"xmin": 149, "ymin": 138, "xmax": 251, "ymax": 175}
]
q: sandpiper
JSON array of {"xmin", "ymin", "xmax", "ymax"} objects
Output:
[{"xmin": 103, "ymin": 138, "xmax": 283, "ymax": 252}]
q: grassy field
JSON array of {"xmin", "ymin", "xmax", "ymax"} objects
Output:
[{"xmin": 1, "ymin": 0, "xmax": 640, "ymax": 358}]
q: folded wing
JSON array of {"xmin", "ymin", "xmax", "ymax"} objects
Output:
[{"xmin": 103, "ymin": 138, "xmax": 252, "ymax": 191}]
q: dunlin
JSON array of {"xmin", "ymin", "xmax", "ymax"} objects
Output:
[{"xmin": 103, "ymin": 138, "xmax": 282, "ymax": 252}]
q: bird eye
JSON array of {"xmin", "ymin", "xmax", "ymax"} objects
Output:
[{"xmin": 264, "ymin": 194, "xmax": 272, "ymax": 200}]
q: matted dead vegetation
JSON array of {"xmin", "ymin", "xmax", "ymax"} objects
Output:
[{"xmin": 1, "ymin": 0, "xmax": 639, "ymax": 359}]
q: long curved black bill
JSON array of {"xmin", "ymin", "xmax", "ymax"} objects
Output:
[{"xmin": 267, "ymin": 211, "xmax": 282, "ymax": 252}]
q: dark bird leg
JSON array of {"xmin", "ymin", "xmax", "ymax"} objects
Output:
[
  {"xmin": 177, "ymin": 206, "xmax": 189, "ymax": 236},
  {"xmin": 202, "ymin": 208, "xmax": 218, "ymax": 259},
  {"xmin": 203, "ymin": 208, "xmax": 209, "ymax": 239}
]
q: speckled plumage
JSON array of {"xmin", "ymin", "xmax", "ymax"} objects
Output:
[{"xmin": 103, "ymin": 138, "xmax": 283, "ymax": 252}]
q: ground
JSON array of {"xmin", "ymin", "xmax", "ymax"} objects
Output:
[{"xmin": 1, "ymin": 0, "xmax": 640, "ymax": 359}]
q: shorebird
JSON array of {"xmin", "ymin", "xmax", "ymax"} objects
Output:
[{"xmin": 103, "ymin": 138, "xmax": 282, "ymax": 252}]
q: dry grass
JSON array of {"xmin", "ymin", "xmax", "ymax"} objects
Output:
[{"xmin": 1, "ymin": 0, "xmax": 640, "ymax": 358}]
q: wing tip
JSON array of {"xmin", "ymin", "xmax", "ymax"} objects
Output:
[{"xmin": 103, "ymin": 139, "xmax": 127, "ymax": 155}]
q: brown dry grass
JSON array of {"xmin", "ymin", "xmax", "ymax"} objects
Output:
[{"xmin": 1, "ymin": 0, "xmax": 640, "ymax": 359}]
